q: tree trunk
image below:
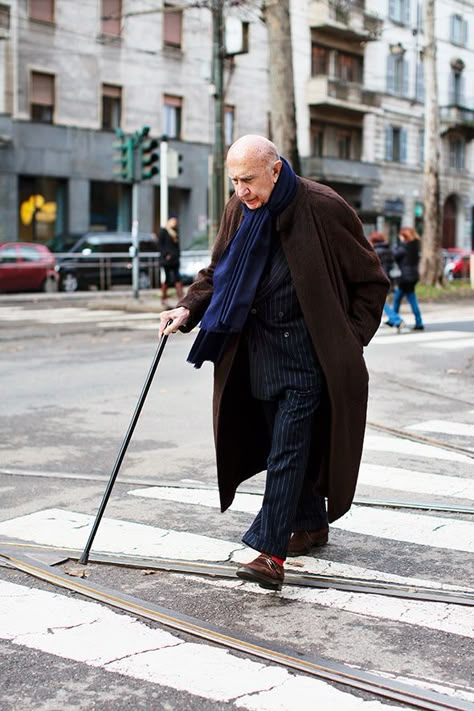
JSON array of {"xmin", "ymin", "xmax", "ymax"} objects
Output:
[
  {"xmin": 421, "ymin": 0, "xmax": 444, "ymax": 285},
  {"xmin": 261, "ymin": 0, "xmax": 300, "ymax": 172}
]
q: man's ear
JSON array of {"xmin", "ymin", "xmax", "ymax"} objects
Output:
[{"xmin": 272, "ymin": 159, "xmax": 283, "ymax": 182}]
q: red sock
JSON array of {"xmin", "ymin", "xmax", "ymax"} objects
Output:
[{"xmin": 270, "ymin": 555, "xmax": 284, "ymax": 565}]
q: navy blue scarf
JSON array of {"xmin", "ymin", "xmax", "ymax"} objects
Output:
[{"xmin": 187, "ymin": 157, "xmax": 298, "ymax": 368}]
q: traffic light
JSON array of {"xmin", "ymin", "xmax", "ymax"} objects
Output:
[
  {"xmin": 113, "ymin": 129, "xmax": 133, "ymax": 181},
  {"xmin": 139, "ymin": 126, "xmax": 159, "ymax": 180}
]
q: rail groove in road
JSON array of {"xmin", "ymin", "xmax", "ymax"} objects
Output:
[{"xmin": 0, "ymin": 546, "xmax": 471, "ymax": 711}]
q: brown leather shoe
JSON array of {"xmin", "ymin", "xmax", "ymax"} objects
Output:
[
  {"xmin": 236, "ymin": 553, "xmax": 284, "ymax": 591},
  {"xmin": 287, "ymin": 528, "xmax": 329, "ymax": 557}
]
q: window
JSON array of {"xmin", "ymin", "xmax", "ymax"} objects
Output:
[
  {"xmin": 336, "ymin": 131, "xmax": 351, "ymax": 159},
  {"xmin": 101, "ymin": 0, "xmax": 121, "ymax": 37},
  {"xmin": 388, "ymin": 0, "xmax": 410, "ymax": 25},
  {"xmin": 0, "ymin": 3, "xmax": 11, "ymax": 32},
  {"xmin": 415, "ymin": 57, "xmax": 424, "ymax": 102},
  {"xmin": 449, "ymin": 137, "xmax": 465, "ymax": 170},
  {"xmin": 311, "ymin": 125, "xmax": 324, "ymax": 156},
  {"xmin": 449, "ymin": 68, "xmax": 465, "ymax": 105},
  {"xmin": 102, "ymin": 84, "xmax": 122, "ymax": 130},
  {"xmin": 450, "ymin": 14, "xmax": 468, "ymax": 46},
  {"xmin": 335, "ymin": 51, "xmax": 363, "ymax": 83},
  {"xmin": 163, "ymin": 95, "xmax": 182, "ymax": 139},
  {"xmin": 385, "ymin": 126, "xmax": 407, "ymax": 162},
  {"xmin": 224, "ymin": 105, "xmax": 235, "ymax": 147},
  {"xmin": 311, "ymin": 44, "xmax": 329, "ymax": 76},
  {"xmin": 418, "ymin": 129, "xmax": 424, "ymax": 165},
  {"xmin": 31, "ymin": 72, "xmax": 55, "ymax": 123},
  {"xmin": 386, "ymin": 53, "xmax": 409, "ymax": 96},
  {"xmin": 163, "ymin": 3, "xmax": 183, "ymax": 48},
  {"xmin": 29, "ymin": 0, "xmax": 54, "ymax": 23}
]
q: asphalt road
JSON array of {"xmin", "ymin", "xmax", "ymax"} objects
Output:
[{"xmin": 0, "ymin": 291, "xmax": 473, "ymax": 710}]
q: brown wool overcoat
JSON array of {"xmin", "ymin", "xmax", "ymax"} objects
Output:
[{"xmin": 179, "ymin": 178, "xmax": 389, "ymax": 523}]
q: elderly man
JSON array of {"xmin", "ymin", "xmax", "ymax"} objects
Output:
[{"xmin": 159, "ymin": 135, "xmax": 389, "ymax": 591}]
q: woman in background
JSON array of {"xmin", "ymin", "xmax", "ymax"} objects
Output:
[
  {"xmin": 393, "ymin": 227, "xmax": 424, "ymax": 331},
  {"xmin": 369, "ymin": 232, "xmax": 405, "ymax": 332},
  {"xmin": 158, "ymin": 216, "xmax": 184, "ymax": 307}
]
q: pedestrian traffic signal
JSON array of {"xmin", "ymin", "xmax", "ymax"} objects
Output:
[
  {"xmin": 139, "ymin": 126, "xmax": 159, "ymax": 180},
  {"xmin": 113, "ymin": 130, "xmax": 133, "ymax": 181}
]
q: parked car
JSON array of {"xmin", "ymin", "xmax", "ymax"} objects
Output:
[
  {"xmin": 56, "ymin": 232, "xmax": 160, "ymax": 292},
  {"xmin": 0, "ymin": 242, "xmax": 59, "ymax": 293},
  {"xmin": 443, "ymin": 248, "xmax": 473, "ymax": 281}
]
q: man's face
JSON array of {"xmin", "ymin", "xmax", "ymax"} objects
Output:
[{"xmin": 227, "ymin": 154, "xmax": 282, "ymax": 210}]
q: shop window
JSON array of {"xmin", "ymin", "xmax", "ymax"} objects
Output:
[
  {"xmin": 29, "ymin": 0, "xmax": 54, "ymax": 23},
  {"xmin": 163, "ymin": 3, "xmax": 182, "ymax": 48},
  {"xmin": 31, "ymin": 71, "xmax": 55, "ymax": 123},
  {"xmin": 101, "ymin": 0, "xmax": 121, "ymax": 37},
  {"xmin": 19, "ymin": 176, "xmax": 67, "ymax": 243},
  {"xmin": 163, "ymin": 94, "xmax": 182, "ymax": 139},
  {"xmin": 90, "ymin": 181, "xmax": 131, "ymax": 231},
  {"xmin": 102, "ymin": 84, "xmax": 122, "ymax": 131}
]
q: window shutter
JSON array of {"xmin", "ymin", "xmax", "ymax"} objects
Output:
[
  {"xmin": 400, "ymin": 128, "xmax": 407, "ymax": 162},
  {"xmin": 164, "ymin": 7, "xmax": 182, "ymax": 47},
  {"xmin": 389, "ymin": 0, "xmax": 396, "ymax": 20},
  {"xmin": 463, "ymin": 19, "xmax": 468, "ymax": 46},
  {"xmin": 448, "ymin": 71, "xmax": 454, "ymax": 104},
  {"xmin": 31, "ymin": 72, "xmax": 54, "ymax": 105},
  {"xmin": 29, "ymin": 0, "xmax": 54, "ymax": 23},
  {"xmin": 402, "ymin": 59, "xmax": 409, "ymax": 96},
  {"xmin": 102, "ymin": 0, "xmax": 121, "ymax": 36},
  {"xmin": 385, "ymin": 127, "xmax": 393, "ymax": 160},
  {"xmin": 386, "ymin": 54, "xmax": 395, "ymax": 92},
  {"xmin": 404, "ymin": 0, "xmax": 410, "ymax": 25},
  {"xmin": 416, "ymin": 60, "xmax": 424, "ymax": 101}
]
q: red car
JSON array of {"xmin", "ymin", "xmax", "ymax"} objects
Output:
[
  {"xmin": 443, "ymin": 248, "xmax": 473, "ymax": 281},
  {"xmin": 0, "ymin": 242, "xmax": 59, "ymax": 293}
]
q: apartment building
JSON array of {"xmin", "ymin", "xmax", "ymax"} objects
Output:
[
  {"xmin": 0, "ymin": 0, "xmax": 269, "ymax": 247},
  {"xmin": 0, "ymin": 0, "xmax": 473, "ymax": 250}
]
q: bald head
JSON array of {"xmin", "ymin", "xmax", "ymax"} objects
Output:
[
  {"xmin": 226, "ymin": 135, "xmax": 279, "ymax": 169},
  {"xmin": 226, "ymin": 135, "xmax": 282, "ymax": 210}
]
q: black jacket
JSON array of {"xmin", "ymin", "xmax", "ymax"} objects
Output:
[
  {"xmin": 158, "ymin": 228, "xmax": 180, "ymax": 268},
  {"xmin": 373, "ymin": 242, "xmax": 395, "ymax": 278},
  {"xmin": 395, "ymin": 240, "xmax": 420, "ymax": 285}
]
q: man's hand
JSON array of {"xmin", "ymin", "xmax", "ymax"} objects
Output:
[{"xmin": 159, "ymin": 306, "xmax": 190, "ymax": 336}]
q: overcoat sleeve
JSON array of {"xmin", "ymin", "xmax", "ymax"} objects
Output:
[{"xmin": 177, "ymin": 195, "xmax": 243, "ymax": 331}]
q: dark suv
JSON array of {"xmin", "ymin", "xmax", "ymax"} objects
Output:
[{"xmin": 57, "ymin": 232, "xmax": 160, "ymax": 292}]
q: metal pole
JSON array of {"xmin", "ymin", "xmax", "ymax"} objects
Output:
[
  {"xmin": 211, "ymin": 0, "xmax": 225, "ymax": 243},
  {"xmin": 160, "ymin": 136, "xmax": 169, "ymax": 227},
  {"xmin": 131, "ymin": 181, "xmax": 140, "ymax": 300},
  {"xmin": 79, "ymin": 326, "xmax": 171, "ymax": 565}
]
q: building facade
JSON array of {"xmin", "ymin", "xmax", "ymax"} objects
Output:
[{"xmin": 0, "ymin": 0, "xmax": 473, "ymax": 250}]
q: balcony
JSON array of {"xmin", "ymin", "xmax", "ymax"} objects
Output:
[
  {"xmin": 307, "ymin": 76, "xmax": 381, "ymax": 118},
  {"xmin": 440, "ymin": 105, "xmax": 474, "ymax": 140},
  {"xmin": 309, "ymin": 0, "xmax": 383, "ymax": 42},
  {"xmin": 301, "ymin": 156, "xmax": 380, "ymax": 187}
]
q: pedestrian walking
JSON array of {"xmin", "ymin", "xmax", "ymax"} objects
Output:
[
  {"xmin": 368, "ymin": 231, "xmax": 405, "ymax": 332},
  {"xmin": 158, "ymin": 216, "xmax": 184, "ymax": 307},
  {"xmin": 393, "ymin": 227, "xmax": 424, "ymax": 331},
  {"xmin": 159, "ymin": 134, "xmax": 389, "ymax": 590}
]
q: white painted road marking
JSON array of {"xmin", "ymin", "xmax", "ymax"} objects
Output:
[
  {"xmin": 371, "ymin": 330, "xmax": 473, "ymax": 345},
  {"xmin": 0, "ymin": 580, "xmax": 398, "ymax": 709},
  {"xmin": 406, "ymin": 420, "xmax": 474, "ymax": 437},
  {"xmin": 358, "ymin": 463, "xmax": 474, "ymax": 500},
  {"xmin": 363, "ymin": 434, "xmax": 472, "ymax": 463}
]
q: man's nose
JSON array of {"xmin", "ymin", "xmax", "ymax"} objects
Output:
[{"xmin": 237, "ymin": 183, "xmax": 249, "ymax": 198}]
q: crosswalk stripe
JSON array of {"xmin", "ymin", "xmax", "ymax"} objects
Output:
[
  {"xmin": 422, "ymin": 337, "xmax": 474, "ymax": 350},
  {"xmin": 1, "ymin": 580, "xmax": 398, "ymax": 709},
  {"xmin": 406, "ymin": 420, "xmax": 474, "ymax": 438},
  {"xmin": 358, "ymin": 463, "xmax": 474, "ymax": 500},
  {"xmin": 363, "ymin": 435, "xmax": 472, "ymax": 463},
  {"xmin": 372, "ymin": 330, "xmax": 472, "ymax": 345}
]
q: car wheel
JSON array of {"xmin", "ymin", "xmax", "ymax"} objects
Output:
[
  {"xmin": 61, "ymin": 273, "xmax": 80, "ymax": 292},
  {"xmin": 43, "ymin": 277, "xmax": 59, "ymax": 293},
  {"xmin": 138, "ymin": 271, "xmax": 151, "ymax": 290}
]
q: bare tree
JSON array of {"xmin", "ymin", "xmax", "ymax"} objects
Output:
[
  {"xmin": 261, "ymin": 0, "xmax": 300, "ymax": 172},
  {"xmin": 420, "ymin": 0, "xmax": 444, "ymax": 285}
]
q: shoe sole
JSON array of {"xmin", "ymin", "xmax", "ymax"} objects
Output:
[
  {"xmin": 236, "ymin": 568, "xmax": 282, "ymax": 591},
  {"xmin": 286, "ymin": 537, "xmax": 328, "ymax": 558}
]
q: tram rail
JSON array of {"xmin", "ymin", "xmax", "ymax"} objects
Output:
[{"xmin": 0, "ymin": 545, "xmax": 472, "ymax": 711}]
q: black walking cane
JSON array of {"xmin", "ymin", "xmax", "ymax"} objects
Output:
[{"xmin": 79, "ymin": 320, "xmax": 173, "ymax": 565}]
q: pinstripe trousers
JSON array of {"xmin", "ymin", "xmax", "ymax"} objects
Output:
[{"xmin": 242, "ymin": 386, "xmax": 327, "ymax": 559}]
